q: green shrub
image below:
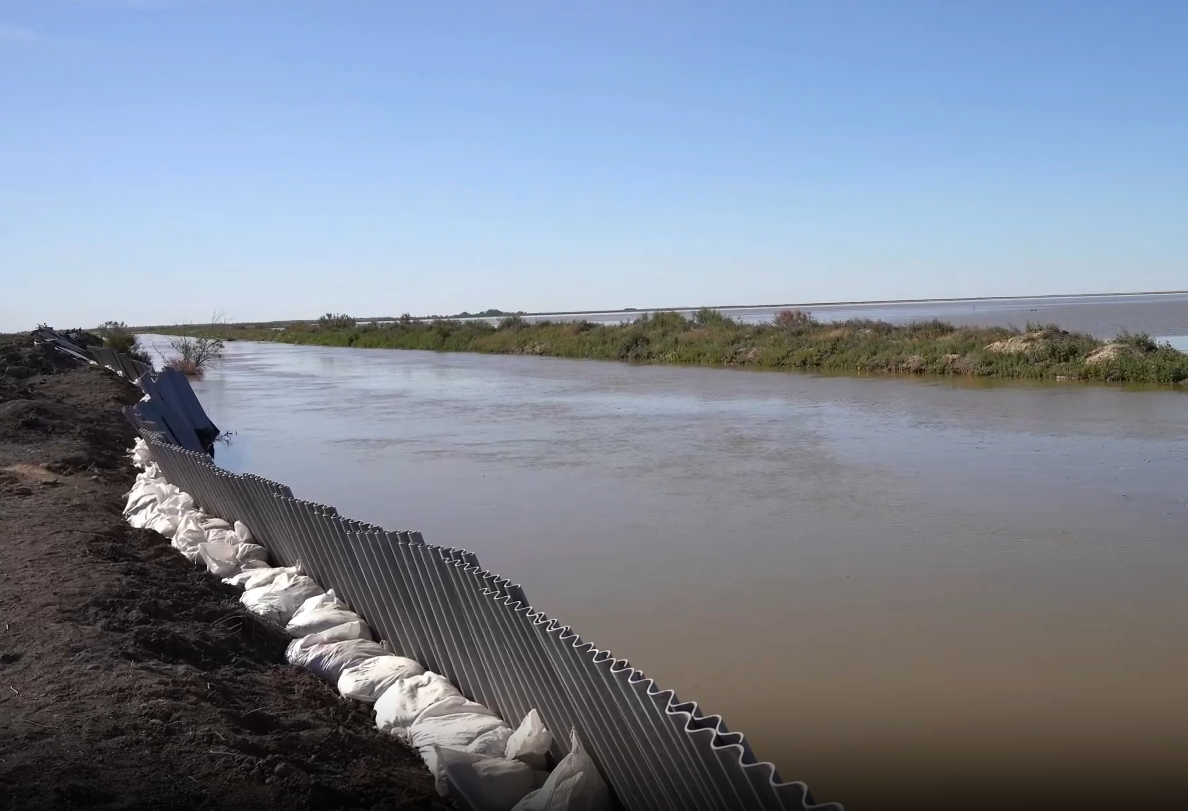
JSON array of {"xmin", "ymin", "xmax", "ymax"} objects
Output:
[
  {"xmin": 691, "ymin": 307, "xmax": 733, "ymax": 328},
  {"xmin": 318, "ymin": 313, "xmax": 356, "ymax": 330},
  {"xmin": 97, "ymin": 320, "xmax": 153, "ymax": 365},
  {"xmin": 774, "ymin": 309, "xmax": 815, "ymax": 327}
]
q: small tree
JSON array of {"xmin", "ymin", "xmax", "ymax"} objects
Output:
[
  {"xmin": 97, "ymin": 320, "xmax": 153, "ymax": 365},
  {"xmin": 774, "ymin": 309, "xmax": 815, "ymax": 327},
  {"xmin": 692, "ymin": 307, "xmax": 732, "ymax": 327},
  {"xmin": 164, "ymin": 313, "xmax": 227, "ymax": 378},
  {"xmin": 1116, "ymin": 329, "xmax": 1158, "ymax": 353},
  {"xmin": 318, "ymin": 312, "xmax": 356, "ymax": 330}
]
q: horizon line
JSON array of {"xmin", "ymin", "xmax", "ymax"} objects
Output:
[
  {"xmin": 449, "ymin": 288, "xmax": 1188, "ymax": 321},
  {"xmin": 121, "ymin": 288, "xmax": 1188, "ymax": 330}
]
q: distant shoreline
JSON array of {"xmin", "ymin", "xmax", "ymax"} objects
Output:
[
  {"xmin": 185, "ymin": 307, "xmax": 1188, "ymax": 386},
  {"xmin": 127, "ymin": 290, "xmax": 1188, "ymax": 333},
  {"xmin": 364, "ymin": 289, "xmax": 1188, "ymax": 323}
]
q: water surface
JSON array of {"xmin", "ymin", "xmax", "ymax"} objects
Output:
[
  {"xmin": 141, "ymin": 326, "xmax": 1188, "ymax": 810},
  {"xmin": 431, "ymin": 292, "xmax": 1188, "ymax": 340}
]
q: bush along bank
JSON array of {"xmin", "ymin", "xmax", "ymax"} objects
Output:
[
  {"xmin": 123, "ymin": 439, "xmax": 611, "ymax": 811},
  {"xmin": 186, "ymin": 310, "xmax": 1188, "ymax": 385}
]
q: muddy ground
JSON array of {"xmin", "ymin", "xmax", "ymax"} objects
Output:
[{"xmin": 0, "ymin": 337, "xmax": 451, "ymax": 810}]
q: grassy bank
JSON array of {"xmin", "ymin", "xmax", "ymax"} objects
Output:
[{"xmin": 164, "ymin": 309, "xmax": 1188, "ymax": 384}]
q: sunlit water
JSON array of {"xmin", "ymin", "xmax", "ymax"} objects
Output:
[{"xmin": 141, "ymin": 299, "xmax": 1188, "ymax": 809}]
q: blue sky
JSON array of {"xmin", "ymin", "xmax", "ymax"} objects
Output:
[{"xmin": 2, "ymin": 0, "xmax": 1185, "ymax": 330}]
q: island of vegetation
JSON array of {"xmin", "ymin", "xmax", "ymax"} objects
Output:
[{"xmin": 159, "ymin": 309, "xmax": 1188, "ymax": 385}]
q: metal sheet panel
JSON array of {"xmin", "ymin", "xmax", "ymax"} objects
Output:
[{"xmin": 137, "ymin": 433, "xmax": 841, "ymax": 811}]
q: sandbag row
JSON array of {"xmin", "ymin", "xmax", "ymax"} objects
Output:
[{"xmin": 123, "ymin": 439, "xmax": 610, "ymax": 811}]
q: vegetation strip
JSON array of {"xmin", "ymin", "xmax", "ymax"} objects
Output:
[{"xmin": 162, "ymin": 309, "xmax": 1188, "ymax": 385}]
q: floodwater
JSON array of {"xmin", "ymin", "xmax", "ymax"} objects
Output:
[
  {"xmin": 444, "ymin": 291, "xmax": 1188, "ymax": 341},
  {"xmin": 141, "ymin": 306, "xmax": 1188, "ymax": 810}
]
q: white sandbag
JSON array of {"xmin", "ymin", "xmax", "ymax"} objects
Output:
[
  {"xmin": 467, "ymin": 725, "xmax": 514, "ymax": 757},
  {"xmin": 137, "ymin": 462, "xmax": 161, "ymax": 481},
  {"xmin": 409, "ymin": 711, "xmax": 509, "ymax": 753},
  {"xmin": 144, "ymin": 492, "xmax": 195, "ymax": 537},
  {"xmin": 240, "ymin": 572, "xmax": 324, "ymax": 624},
  {"xmin": 374, "ymin": 672, "xmax": 462, "ymax": 737},
  {"xmin": 125, "ymin": 481, "xmax": 174, "ymax": 524},
  {"xmin": 125, "ymin": 472, "xmax": 170, "ymax": 497},
  {"xmin": 285, "ymin": 589, "xmax": 368, "ymax": 637},
  {"xmin": 288, "ymin": 637, "xmax": 388, "ymax": 682},
  {"xmin": 204, "ymin": 527, "xmax": 233, "ymax": 545},
  {"xmin": 157, "ymin": 491, "xmax": 195, "ymax": 516},
  {"xmin": 146, "ymin": 509, "xmax": 182, "ymax": 537},
  {"xmin": 417, "ymin": 694, "xmax": 502, "ymax": 725},
  {"xmin": 223, "ymin": 564, "xmax": 303, "ymax": 590},
  {"xmin": 511, "ymin": 729, "xmax": 611, "ymax": 811},
  {"xmin": 197, "ymin": 541, "xmax": 270, "ymax": 578},
  {"xmin": 123, "ymin": 484, "xmax": 161, "ymax": 517},
  {"xmin": 285, "ymin": 624, "xmax": 388, "ymax": 682},
  {"xmin": 286, "ymin": 607, "xmax": 369, "ymax": 638},
  {"xmin": 198, "ymin": 542, "xmax": 239, "ymax": 575},
  {"xmin": 202, "ymin": 519, "xmax": 251, "ymax": 546},
  {"xmin": 198, "ymin": 515, "xmax": 232, "ymax": 532},
  {"xmin": 506, "ymin": 709, "xmax": 552, "ymax": 769},
  {"xmin": 270, "ymin": 571, "xmax": 324, "ymax": 603},
  {"xmin": 246, "ymin": 572, "xmax": 325, "ymax": 622},
  {"xmin": 415, "ymin": 715, "xmax": 518, "ymax": 799},
  {"xmin": 412, "ymin": 698, "xmax": 510, "ymax": 772},
  {"xmin": 131, "ymin": 465, "xmax": 156, "ymax": 482},
  {"xmin": 131, "ymin": 438, "xmax": 152, "ymax": 467},
  {"xmin": 337, "ymin": 655, "xmax": 426, "ymax": 703},
  {"xmin": 436, "ymin": 747, "xmax": 540, "ymax": 809},
  {"xmin": 287, "ymin": 620, "xmax": 369, "ymax": 649},
  {"xmin": 126, "ymin": 506, "xmax": 154, "ymax": 529},
  {"xmin": 295, "ymin": 590, "xmax": 347, "ymax": 614},
  {"xmin": 172, "ymin": 513, "xmax": 209, "ymax": 562}
]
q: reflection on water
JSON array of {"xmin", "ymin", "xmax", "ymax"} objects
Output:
[{"xmin": 139, "ymin": 324, "xmax": 1188, "ymax": 810}]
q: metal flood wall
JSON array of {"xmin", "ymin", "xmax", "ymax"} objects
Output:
[
  {"xmin": 40, "ymin": 330, "xmax": 220, "ymax": 454},
  {"xmin": 130, "ymin": 392, "xmax": 841, "ymax": 811}
]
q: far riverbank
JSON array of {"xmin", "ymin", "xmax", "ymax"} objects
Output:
[{"xmin": 155, "ymin": 309, "xmax": 1188, "ymax": 385}]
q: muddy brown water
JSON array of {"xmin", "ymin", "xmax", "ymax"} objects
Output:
[{"xmin": 141, "ymin": 311, "xmax": 1188, "ymax": 810}]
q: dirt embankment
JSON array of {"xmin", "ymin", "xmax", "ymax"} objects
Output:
[{"xmin": 0, "ymin": 337, "xmax": 449, "ymax": 811}]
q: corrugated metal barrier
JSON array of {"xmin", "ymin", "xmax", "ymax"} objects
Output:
[{"xmin": 66, "ymin": 331, "xmax": 841, "ymax": 811}]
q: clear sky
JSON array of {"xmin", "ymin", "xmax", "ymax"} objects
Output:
[{"xmin": 1, "ymin": 0, "xmax": 1185, "ymax": 330}]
